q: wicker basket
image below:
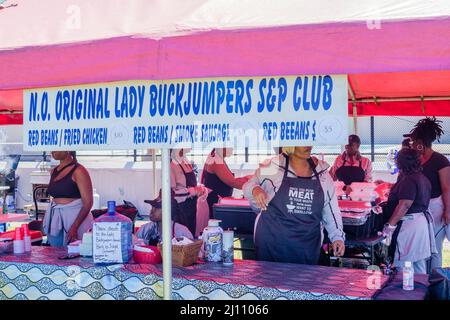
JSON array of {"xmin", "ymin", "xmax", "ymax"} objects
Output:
[{"xmin": 158, "ymin": 239, "xmax": 203, "ymax": 267}]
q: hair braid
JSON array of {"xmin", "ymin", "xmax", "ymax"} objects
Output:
[{"xmin": 409, "ymin": 117, "xmax": 444, "ymax": 147}]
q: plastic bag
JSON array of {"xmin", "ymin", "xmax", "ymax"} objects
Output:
[
  {"xmin": 195, "ymin": 187, "xmax": 211, "ymax": 237},
  {"xmin": 386, "ymin": 149, "xmax": 399, "ymax": 175}
]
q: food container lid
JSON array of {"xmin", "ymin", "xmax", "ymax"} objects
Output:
[{"xmin": 208, "ymin": 219, "xmax": 221, "ymax": 227}]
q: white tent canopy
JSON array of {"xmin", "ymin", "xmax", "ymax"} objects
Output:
[{"xmin": 2, "ymin": 0, "xmax": 450, "ymax": 50}]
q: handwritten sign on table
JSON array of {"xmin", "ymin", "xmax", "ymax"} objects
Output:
[{"xmin": 93, "ymin": 222, "xmax": 123, "ymax": 263}]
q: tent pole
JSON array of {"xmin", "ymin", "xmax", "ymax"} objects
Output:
[
  {"xmin": 370, "ymin": 116, "xmax": 375, "ymax": 162},
  {"xmin": 161, "ymin": 148, "xmax": 172, "ymax": 300},
  {"xmin": 348, "ymin": 79, "xmax": 358, "ymax": 135},
  {"xmin": 153, "ymin": 149, "xmax": 158, "ymax": 197}
]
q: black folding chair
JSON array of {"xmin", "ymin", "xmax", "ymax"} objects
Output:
[
  {"xmin": 33, "ymin": 185, "xmax": 49, "ymax": 220},
  {"xmin": 28, "ymin": 220, "xmax": 44, "ymax": 246}
]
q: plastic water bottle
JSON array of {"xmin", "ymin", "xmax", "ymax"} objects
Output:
[
  {"xmin": 1, "ymin": 198, "xmax": 6, "ymax": 215},
  {"xmin": 6, "ymin": 195, "xmax": 15, "ymax": 213},
  {"xmin": 403, "ymin": 261, "xmax": 414, "ymax": 291},
  {"xmin": 222, "ymin": 230, "xmax": 234, "ymax": 266},
  {"xmin": 94, "ymin": 201, "xmax": 133, "ymax": 263},
  {"xmin": 202, "ymin": 219, "xmax": 223, "ymax": 262},
  {"xmin": 93, "ymin": 189, "xmax": 100, "ymax": 210}
]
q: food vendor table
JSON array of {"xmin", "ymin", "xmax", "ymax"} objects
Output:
[
  {"xmin": 0, "ymin": 214, "xmax": 29, "ymax": 223},
  {"xmin": 344, "ymin": 235, "xmax": 386, "ymax": 265},
  {"xmin": 0, "ymin": 214, "xmax": 30, "ymax": 233},
  {"xmin": 0, "ymin": 247, "xmax": 426, "ymax": 300},
  {"xmin": 374, "ymin": 273, "xmax": 429, "ymax": 300}
]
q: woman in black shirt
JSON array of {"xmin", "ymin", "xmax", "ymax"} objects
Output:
[
  {"xmin": 404, "ymin": 117, "xmax": 450, "ymax": 270},
  {"xmin": 382, "ymin": 148, "xmax": 436, "ymax": 274}
]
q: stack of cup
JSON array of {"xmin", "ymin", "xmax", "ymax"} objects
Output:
[
  {"xmin": 22, "ymin": 224, "xmax": 32, "ymax": 252},
  {"xmin": 13, "ymin": 227, "xmax": 25, "ymax": 254}
]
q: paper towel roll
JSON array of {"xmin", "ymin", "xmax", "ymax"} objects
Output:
[
  {"xmin": 223, "ymin": 230, "xmax": 234, "ymax": 249},
  {"xmin": 222, "ymin": 230, "xmax": 234, "ymax": 265}
]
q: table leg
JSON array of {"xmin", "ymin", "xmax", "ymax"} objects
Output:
[
  {"xmin": 371, "ymin": 245, "xmax": 374, "ymax": 265},
  {"xmin": 1, "ymin": 191, "xmax": 6, "ymax": 214}
]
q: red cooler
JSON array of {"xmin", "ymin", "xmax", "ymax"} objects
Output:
[{"xmin": 0, "ymin": 230, "xmax": 43, "ymax": 244}]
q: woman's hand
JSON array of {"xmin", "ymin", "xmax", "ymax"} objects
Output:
[
  {"xmin": 252, "ymin": 186, "xmax": 268, "ymax": 211},
  {"xmin": 189, "ymin": 186, "xmax": 207, "ymax": 198},
  {"xmin": 332, "ymin": 240, "xmax": 345, "ymax": 257},
  {"xmin": 66, "ymin": 225, "xmax": 79, "ymax": 244},
  {"xmin": 345, "ymin": 186, "xmax": 353, "ymax": 196},
  {"xmin": 194, "ymin": 186, "xmax": 207, "ymax": 197},
  {"xmin": 382, "ymin": 223, "xmax": 397, "ymax": 237}
]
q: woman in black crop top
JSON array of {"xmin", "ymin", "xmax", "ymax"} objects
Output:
[
  {"xmin": 201, "ymin": 148, "xmax": 252, "ymax": 218},
  {"xmin": 43, "ymin": 151, "xmax": 94, "ymax": 246},
  {"xmin": 404, "ymin": 117, "xmax": 450, "ymax": 270}
]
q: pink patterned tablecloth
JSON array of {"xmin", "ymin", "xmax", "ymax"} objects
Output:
[{"xmin": 0, "ymin": 247, "xmax": 389, "ymax": 300}]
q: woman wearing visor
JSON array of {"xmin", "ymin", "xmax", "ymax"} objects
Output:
[
  {"xmin": 44, "ymin": 151, "xmax": 94, "ymax": 246},
  {"xmin": 404, "ymin": 117, "xmax": 449, "ymax": 271},
  {"xmin": 243, "ymin": 146, "xmax": 345, "ymax": 264}
]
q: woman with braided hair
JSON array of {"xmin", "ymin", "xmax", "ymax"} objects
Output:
[{"xmin": 404, "ymin": 117, "xmax": 450, "ymax": 271}]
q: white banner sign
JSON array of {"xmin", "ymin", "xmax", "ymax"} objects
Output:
[{"xmin": 23, "ymin": 75, "xmax": 348, "ymax": 151}]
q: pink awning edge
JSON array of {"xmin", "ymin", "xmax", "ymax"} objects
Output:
[
  {"xmin": 0, "ymin": 37, "xmax": 160, "ymax": 90},
  {"xmin": 2, "ymin": 18, "xmax": 450, "ymax": 90},
  {"xmin": 349, "ymin": 71, "xmax": 450, "ymax": 99},
  {"xmin": 0, "ymin": 89, "xmax": 22, "ymax": 125},
  {"xmin": 0, "ymin": 90, "xmax": 22, "ymax": 111},
  {"xmin": 349, "ymin": 100, "xmax": 450, "ymax": 117}
]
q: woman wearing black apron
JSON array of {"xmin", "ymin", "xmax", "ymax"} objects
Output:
[
  {"xmin": 330, "ymin": 135, "xmax": 372, "ymax": 190},
  {"xmin": 381, "ymin": 148, "xmax": 436, "ymax": 274},
  {"xmin": 170, "ymin": 148, "xmax": 206, "ymax": 236},
  {"xmin": 201, "ymin": 148, "xmax": 251, "ymax": 218},
  {"xmin": 334, "ymin": 155, "xmax": 365, "ymax": 186},
  {"xmin": 244, "ymin": 147, "xmax": 346, "ymax": 264}
]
